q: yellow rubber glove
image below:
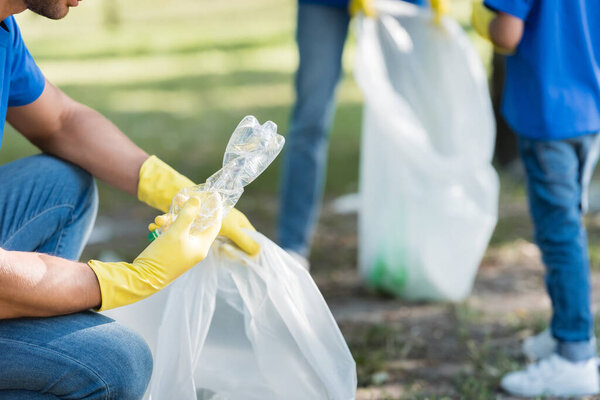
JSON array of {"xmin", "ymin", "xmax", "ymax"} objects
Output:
[
  {"xmin": 431, "ymin": 0, "xmax": 450, "ymax": 26},
  {"xmin": 137, "ymin": 155, "xmax": 259, "ymax": 255},
  {"xmin": 88, "ymin": 196, "xmax": 221, "ymax": 311},
  {"xmin": 349, "ymin": 0, "xmax": 376, "ymax": 17},
  {"xmin": 471, "ymin": 1, "xmax": 495, "ymax": 41},
  {"xmin": 138, "ymin": 155, "xmax": 194, "ymax": 213},
  {"xmin": 472, "ymin": 1, "xmax": 512, "ymax": 54},
  {"xmin": 149, "ymin": 207, "xmax": 260, "ymax": 256}
]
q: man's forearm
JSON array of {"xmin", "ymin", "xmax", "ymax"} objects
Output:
[
  {"xmin": 42, "ymin": 103, "xmax": 148, "ymax": 195},
  {"xmin": 0, "ymin": 248, "xmax": 101, "ymax": 319},
  {"xmin": 7, "ymin": 81, "xmax": 149, "ymax": 196}
]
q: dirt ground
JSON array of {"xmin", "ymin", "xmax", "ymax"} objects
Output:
[
  {"xmin": 309, "ymin": 192, "xmax": 600, "ymax": 400},
  {"xmin": 83, "ymin": 176, "xmax": 600, "ymax": 400}
]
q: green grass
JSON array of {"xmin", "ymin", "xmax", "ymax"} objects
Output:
[{"xmin": 3, "ymin": 0, "xmax": 363, "ymax": 214}]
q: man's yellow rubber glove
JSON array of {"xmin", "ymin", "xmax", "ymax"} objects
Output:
[
  {"xmin": 349, "ymin": 0, "xmax": 376, "ymax": 17},
  {"xmin": 149, "ymin": 207, "xmax": 260, "ymax": 256},
  {"xmin": 88, "ymin": 197, "xmax": 220, "ymax": 311},
  {"xmin": 137, "ymin": 155, "xmax": 193, "ymax": 213},
  {"xmin": 137, "ymin": 155, "xmax": 259, "ymax": 255},
  {"xmin": 431, "ymin": 0, "xmax": 450, "ymax": 25},
  {"xmin": 472, "ymin": 1, "xmax": 512, "ymax": 54}
]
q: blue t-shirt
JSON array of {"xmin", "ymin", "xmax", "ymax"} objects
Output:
[
  {"xmin": 0, "ymin": 17, "xmax": 46, "ymax": 146},
  {"xmin": 299, "ymin": 0, "xmax": 425, "ymax": 9},
  {"xmin": 485, "ymin": 0, "xmax": 600, "ymax": 140}
]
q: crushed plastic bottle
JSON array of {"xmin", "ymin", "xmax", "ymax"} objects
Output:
[{"xmin": 154, "ymin": 116, "xmax": 284, "ymax": 237}]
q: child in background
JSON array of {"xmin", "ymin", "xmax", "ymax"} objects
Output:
[{"xmin": 472, "ymin": 0, "xmax": 600, "ymax": 397}]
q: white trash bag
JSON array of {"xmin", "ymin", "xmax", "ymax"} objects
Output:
[
  {"xmin": 355, "ymin": 1, "xmax": 499, "ymax": 301},
  {"xmin": 148, "ymin": 234, "xmax": 357, "ymax": 400},
  {"xmin": 105, "ymin": 116, "xmax": 357, "ymax": 400},
  {"xmin": 103, "ymin": 115, "xmax": 285, "ymax": 356}
]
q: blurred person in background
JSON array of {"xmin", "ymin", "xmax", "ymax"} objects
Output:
[
  {"xmin": 278, "ymin": 0, "xmax": 447, "ymax": 269},
  {"xmin": 473, "ymin": 0, "xmax": 600, "ymax": 397},
  {"xmin": 0, "ymin": 0, "xmax": 257, "ymax": 398}
]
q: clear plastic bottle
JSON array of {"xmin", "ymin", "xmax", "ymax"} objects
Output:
[{"xmin": 151, "ymin": 116, "xmax": 284, "ymax": 239}]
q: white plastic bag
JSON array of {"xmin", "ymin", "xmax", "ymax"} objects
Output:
[
  {"xmin": 355, "ymin": 1, "xmax": 499, "ymax": 301},
  {"xmin": 105, "ymin": 116, "xmax": 356, "ymax": 399},
  {"xmin": 104, "ymin": 115, "xmax": 284, "ymax": 358},
  {"xmin": 148, "ymin": 234, "xmax": 357, "ymax": 400}
]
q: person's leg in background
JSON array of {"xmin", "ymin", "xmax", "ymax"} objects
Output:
[
  {"xmin": 278, "ymin": 3, "xmax": 350, "ymax": 262},
  {"xmin": 501, "ymin": 134, "xmax": 600, "ymax": 397},
  {"xmin": 0, "ymin": 154, "xmax": 153, "ymax": 400},
  {"xmin": 526, "ymin": 135, "xmax": 598, "ymax": 359}
]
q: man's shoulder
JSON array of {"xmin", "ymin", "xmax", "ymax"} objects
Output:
[
  {"xmin": 2, "ymin": 16, "xmax": 23, "ymax": 46},
  {"xmin": 3, "ymin": 16, "xmax": 17, "ymax": 32}
]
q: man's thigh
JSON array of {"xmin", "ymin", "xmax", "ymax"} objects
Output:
[
  {"xmin": 0, "ymin": 154, "xmax": 97, "ymax": 260},
  {"xmin": 0, "ymin": 311, "xmax": 152, "ymax": 400}
]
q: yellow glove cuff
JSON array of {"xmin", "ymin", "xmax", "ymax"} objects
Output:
[
  {"xmin": 471, "ymin": 2, "xmax": 496, "ymax": 41},
  {"xmin": 349, "ymin": 0, "xmax": 376, "ymax": 18},
  {"xmin": 431, "ymin": 0, "xmax": 450, "ymax": 25},
  {"xmin": 88, "ymin": 259, "xmax": 165, "ymax": 311},
  {"xmin": 137, "ymin": 155, "xmax": 195, "ymax": 213}
]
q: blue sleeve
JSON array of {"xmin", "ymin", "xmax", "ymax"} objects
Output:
[
  {"xmin": 484, "ymin": 0, "xmax": 534, "ymax": 20},
  {"xmin": 7, "ymin": 18, "xmax": 45, "ymax": 107}
]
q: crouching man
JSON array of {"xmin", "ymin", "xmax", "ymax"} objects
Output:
[{"xmin": 0, "ymin": 0, "xmax": 259, "ymax": 398}]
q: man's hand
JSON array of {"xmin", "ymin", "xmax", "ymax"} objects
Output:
[
  {"xmin": 472, "ymin": 2, "xmax": 523, "ymax": 53},
  {"xmin": 149, "ymin": 206, "xmax": 260, "ymax": 256},
  {"xmin": 88, "ymin": 196, "xmax": 221, "ymax": 311},
  {"xmin": 139, "ymin": 155, "xmax": 260, "ymax": 255}
]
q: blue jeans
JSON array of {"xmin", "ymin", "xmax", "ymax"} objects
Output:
[
  {"xmin": 0, "ymin": 155, "xmax": 153, "ymax": 399},
  {"xmin": 277, "ymin": 3, "xmax": 350, "ymax": 256},
  {"xmin": 519, "ymin": 134, "xmax": 600, "ymax": 362}
]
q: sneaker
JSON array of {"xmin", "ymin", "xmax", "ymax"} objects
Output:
[
  {"xmin": 287, "ymin": 250, "xmax": 310, "ymax": 271},
  {"xmin": 522, "ymin": 329, "xmax": 556, "ymax": 361},
  {"xmin": 500, "ymin": 354, "xmax": 599, "ymax": 397}
]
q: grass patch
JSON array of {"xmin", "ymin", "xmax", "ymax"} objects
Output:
[{"xmin": 4, "ymin": 0, "xmax": 488, "ymax": 213}]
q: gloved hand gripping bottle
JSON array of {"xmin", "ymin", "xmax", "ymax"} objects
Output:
[{"xmin": 150, "ymin": 115, "xmax": 285, "ymax": 244}]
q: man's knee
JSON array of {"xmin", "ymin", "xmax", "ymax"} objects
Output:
[
  {"xmin": 96, "ymin": 324, "xmax": 153, "ymax": 400},
  {"xmin": 26, "ymin": 155, "xmax": 97, "ymax": 259},
  {"xmin": 53, "ymin": 313, "xmax": 153, "ymax": 400},
  {"xmin": 33, "ymin": 154, "xmax": 97, "ymax": 211},
  {"xmin": 0, "ymin": 313, "xmax": 153, "ymax": 400},
  {"xmin": 63, "ymin": 324, "xmax": 152, "ymax": 400}
]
